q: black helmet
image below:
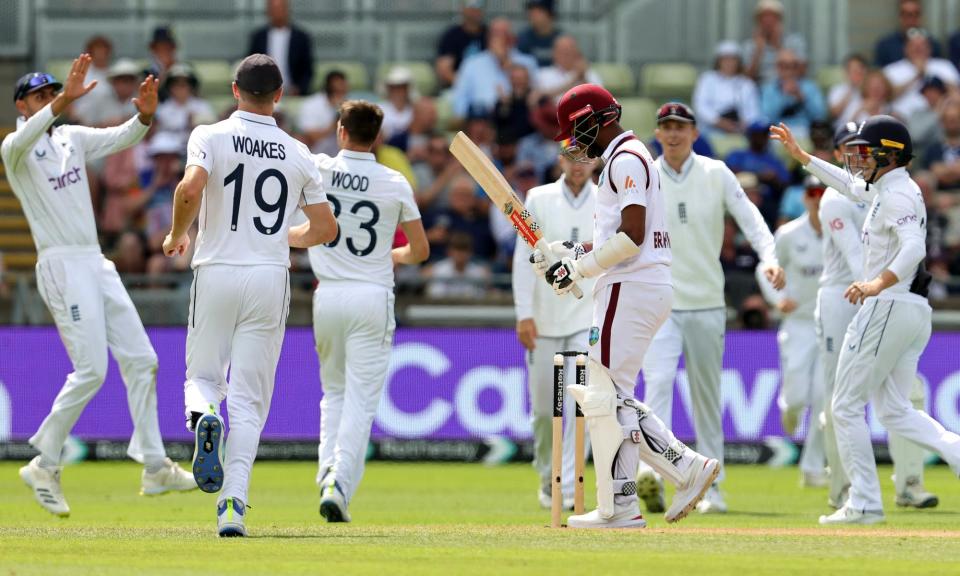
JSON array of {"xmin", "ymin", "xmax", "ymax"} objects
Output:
[
  {"xmin": 846, "ymin": 115, "xmax": 913, "ymax": 164},
  {"xmin": 832, "ymin": 121, "xmax": 859, "ymax": 150}
]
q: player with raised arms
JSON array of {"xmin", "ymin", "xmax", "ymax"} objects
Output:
[
  {"xmin": 772, "ymin": 117, "xmax": 960, "ymax": 524},
  {"xmin": 163, "ymin": 54, "xmax": 337, "ymax": 536},
  {"xmin": 4, "ymin": 54, "xmax": 196, "ymax": 517},
  {"xmin": 307, "ymin": 100, "xmax": 430, "ymax": 523},
  {"xmin": 531, "ymin": 84, "xmax": 720, "ymax": 528}
]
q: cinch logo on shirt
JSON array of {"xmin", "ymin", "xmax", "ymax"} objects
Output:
[
  {"xmin": 49, "ymin": 166, "xmax": 83, "ymax": 191},
  {"xmin": 896, "ymin": 214, "xmax": 917, "ymax": 226},
  {"xmin": 653, "ymin": 230, "xmax": 671, "ymax": 249}
]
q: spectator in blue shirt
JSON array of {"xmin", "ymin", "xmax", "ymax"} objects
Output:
[
  {"xmin": 726, "ymin": 120, "xmax": 789, "ymax": 224},
  {"xmin": 451, "ymin": 18, "xmax": 539, "ymax": 120},
  {"xmin": 760, "ymin": 48, "xmax": 826, "ymax": 140},
  {"xmin": 517, "ymin": 0, "xmax": 561, "ymax": 68},
  {"xmin": 875, "ymin": 0, "xmax": 942, "ymax": 67}
]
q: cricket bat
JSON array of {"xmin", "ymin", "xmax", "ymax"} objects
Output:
[{"xmin": 449, "ymin": 131, "xmax": 583, "ymax": 299}]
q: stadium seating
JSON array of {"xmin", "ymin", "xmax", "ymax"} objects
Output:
[
  {"xmin": 707, "ymin": 132, "xmax": 749, "ymax": 161},
  {"xmin": 375, "ymin": 61, "xmax": 437, "ymax": 97},
  {"xmin": 816, "ymin": 65, "xmax": 846, "ymax": 94},
  {"xmin": 192, "ymin": 60, "xmax": 235, "ymax": 97},
  {"xmin": 617, "ymin": 97, "xmax": 658, "ymax": 141},
  {"xmin": 591, "ymin": 62, "xmax": 636, "ymax": 97},
  {"xmin": 640, "ymin": 62, "xmax": 698, "ymax": 104},
  {"xmin": 313, "ymin": 61, "xmax": 369, "ymax": 93}
]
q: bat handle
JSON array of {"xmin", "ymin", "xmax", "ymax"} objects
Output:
[{"xmin": 535, "ymin": 239, "xmax": 584, "ymax": 300}]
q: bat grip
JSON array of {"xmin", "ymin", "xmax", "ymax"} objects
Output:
[{"xmin": 535, "ymin": 238, "xmax": 584, "ymax": 300}]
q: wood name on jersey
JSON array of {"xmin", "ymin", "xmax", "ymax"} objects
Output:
[{"xmin": 330, "ymin": 171, "xmax": 370, "ymax": 191}]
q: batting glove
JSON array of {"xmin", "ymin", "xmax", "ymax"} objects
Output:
[
  {"xmin": 529, "ymin": 240, "xmax": 585, "ymax": 278},
  {"xmin": 545, "ymin": 257, "xmax": 583, "ymax": 295}
]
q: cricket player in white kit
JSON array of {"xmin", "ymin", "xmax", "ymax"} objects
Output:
[
  {"xmin": 638, "ymin": 103, "xmax": 784, "ymax": 515},
  {"xmin": 787, "ymin": 122, "xmax": 939, "ymax": 512},
  {"xmin": 756, "ymin": 176, "xmax": 825, "ymax": 486},
  {"xmin": 532, "ymin": 84, "xmax": 720, "ymax": 529},
  {"xmin": 163, "ymin": 55, "xmax": 337, "ymax": 536},
  {"xmin": 308, "ymin": 101, "xmax": 429, "ymax": 523},
  {"xmin": 772, "ymin": 116, "xmax": 960, "ymax": 525},
  {"xmin": 4, "ymin": 54, "xmax": 196, "ymax": 517},
  {"xmin": 512, "ymin": 154, "xmax": 597, "ymax": 510}
]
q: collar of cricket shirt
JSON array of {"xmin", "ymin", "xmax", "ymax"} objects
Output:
[
  {"xmin": 340, "ymin": 149, "xmax": 375, "ymax": 161},
  {"xmin": 560, "ymin": 174, "xmax": 593, "ymax": 210},
  {"xmin": 660, "ymin": 152, "xmax": 697, "ymax": 183},
  {"xmin": 231, "ymin": 110, "xmax": 277, "ymax": 126},
  {"xmin": 600, "ymin": 130, "xmax": 636, "ymax": 163}
]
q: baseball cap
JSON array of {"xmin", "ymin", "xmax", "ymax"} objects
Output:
[
  {"xmin": 13, "ymin": 72, "xmax": 62, "ymax": 102},
  {"xmin": 148, "ymin": 131, "xmax": 183, "ymax": 157},
  {"xmin": 920, "ymin": 75, "xmax": 946, "ymax": 93},
  {"xmin": 150, "ymin": 26, "xmax": 177, "ymax": 48},
  {"xmin": 107, "ymin": 58, "xmax": 142, "ymax": 80},
  {"xmin": 385, "ymin": 66, "xmax": 412, "ymax": 86},
  {"xmin": 746, "ymin": 119, "xmax": 770, "ymax": 134},
  {"xmin": 714, "ymin": 40, "xmax": 741, "ymax": 59},
  {"xmin": 755, "ymin": 0, "xmax": 784, "ymax": 15},
  {"xmin": 235, "ymin": 54, "xmax": 283, "ymax": 95},
  {"xmin": 656, "ymin": 102, "xmax": 696, "ymax": 125}
]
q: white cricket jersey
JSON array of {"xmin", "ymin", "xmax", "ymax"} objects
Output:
[
  {"xmin": 818, "ymin": 188, "xmax": 866, "ymax": 288},
  {"xmin": 0, "ymin": 104, "xmax": 149, "ymax": 252},
  {"xmin": 758, "ymin": 214, "xmax": 822, "ymax": 321},
  {"xmin": 860, "ymin": 167, "xmax": 928, "ymax": 304},
  {"xmin": 656, "ymin": 152, "xmax": 778, "ymax": 310},
  {"xmin": 307, "ymin": 149, "xmax": 421, "ymax": 289},
  {"xmin": 186, "ymin": 110, "xmax": 326, "ymax": 268},
  {"xmin": 512, "ymin": 175, "xmax": 596, "ymax": 337},
  {"xmin": 593, "ymin": 131, "xmax": 670, "ymax": 291}
]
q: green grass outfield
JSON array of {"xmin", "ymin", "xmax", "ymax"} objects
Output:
[{"xmin": 1, "ymin": 462, "xmax": 959, "ymax": 575}]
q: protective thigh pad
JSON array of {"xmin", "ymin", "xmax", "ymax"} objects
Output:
[{"xmin": 568, "ymin": 360, "xmax": 622, "ymax": 519}]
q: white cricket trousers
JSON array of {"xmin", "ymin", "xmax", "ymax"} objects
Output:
[
  {"xmin": 183, "ymin": 264, "xmax": 290, "ymax": 505},
  {"xmin": 527, "ymin": 330, "xmax": 591, "ymax": 497},
  {"xmin": 314, "ymin": 282, "xmax": 395, "ymax": 503},
  {"xmin": 590, "ymin": 281, "xmax": 699, "ymax": 511},
  {"xmin": 817, "ymin": 286, "xmax": 929, "ymax": 502},
  {"xmin": 31, "ymin": 246, "xmax": 163, "ymax": 466},
  {"xmin": 777, "ymin": 316, "xmax": 825, "ymax": 476},
  {"xmin": 834, "ymin": 297, "xmax": 960, "ymax": 512},
  {"xmin": 641, "ymin": 308, "xmax": 726, "ymax": 481}
]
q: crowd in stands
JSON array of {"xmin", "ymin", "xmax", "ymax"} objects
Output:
[{"xmin": 47, "ymin": 0, "xmax": 960, "ymax": 308}]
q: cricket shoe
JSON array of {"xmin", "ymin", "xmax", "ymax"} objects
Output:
[
  {"xmin": 217, "ymin": 497, "xmax": 247, "ymax": 537},
  {"xmin": 828, "ymin": 485, "xmax": 850, "ymax": 510},
  {"xmin": 696, "ymin": 484, "xmax": 728, "ymax": 514},
  {"xmin": 19, "ymin": 456, "xmax": 70, "ymax": 517},
  {"xmin": 537, "ymin": 488, "xmax": 574, "ymax": 511},
  {"xmin": 895, "ymin": 477, "xmax": 939, "ymax": 509},
  {"xmin": 636, "ymin": 468, "xmax": 665, "ymax": 513},
  {"xmin": 819, "ymin": 504, "xmax": 884, "ymax": 525},
  {"xmin": 319, "ymin": 477, "xmax": 352, "ymax": 523},
  {"xmin": 140, "ymin": 458, "xmax": 197, "ymax": 496},
  {"xmin": 193, "ymin": 411, "xmax": 225, "ymax": 493},
  {"xmin": 567, "ymin": 507, "xmax": 646, "ymax": 529},
  {"xmin": 666, "ymin": 455, "xmax": 720, "ymax": 523}
]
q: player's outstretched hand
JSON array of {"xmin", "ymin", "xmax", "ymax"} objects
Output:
[
  {"xmin": 769, "ymin": 123, "xmax": 811, "ymax": 166},
  {"xmin": 61, "ymin": 53, "xmax": 98, "ymax": 104},
  {"xmin": 545, "ymin": 257, "xmax": 582, "ymax": 296},
  {"xmin": 764, "ymin": 265, "xmax": 786, "ymax": 290},
  {"xmin": 133, "ymin": 75, "xmax": 160, "ymax": 121},
  {"xmin": 162, "ymin": 232, "xmax": 190, "ymax": 258},
  {"xmin": 844, "ymin": 279, "xmax": 881, "ymax": 304}
]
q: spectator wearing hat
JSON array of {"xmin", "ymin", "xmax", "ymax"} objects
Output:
[
  {"xmin": 248, "ymin": 0, "xmax": 314, "ymax": 96},
  {"xmin": 451, "ymin": 18, "xmax": 538, "ymax": 120},
  {"xmin": 742, "ymin": 0, "xmax": 807, "ymax": 83},
  {"xmin": 298, "ymin": 69, "xmax": 349, "ymax": 155},
  {"xmin": 380, "ymin": 67, "xmax": 417, "ymax": 141},
  {"xmin": 72, "ymin": 35, "xmax": 115, "ymax": 126},
  {"xmin": 884, "ymin": 28, "xmax": 960, "ymax": 118},
  {"xmin": 693, "ymin": 40, "xmax": 760, "ymax": 134},
  {"xmin": 534, "ymin": 35, "xmax": 601, "ymax": 101},
  {"xmin": 154, "ymin": 64, "xmax": 215, "ymax": 147},
  {"xmin": 83, "ymin": 58, "xmax": 141, "ymax": 129},
  {"xmin": 826, "ymin": 54, "xmax": 867, "ymax": 130},
  {"xmin": 760, "ymin": 48, "xmax": 826, "ymax": 140},
  {"xmin": 436, "ymin": 0, "xmax": 487, "ymax": 89},
  {"xmin": 517, "ymin": 0, "xmax": 561, "ymax": 68},
  {"xmin": 910, "ymin": 76, "xmax": 949, "ymax": 165},
  {"xmin": 130, "ymin": 131, "xmax": 182, "ymax": 257},
  {"xmin": 144, "ymin": 26, "xmax": 179, "ymax": 100},
  {"xmin": 876, "ymin": 0, "xmax": 943, "ymax": 68},
  {"xmin": 725, "ymin": 120, "xmax": 789, "ymax": 225}
]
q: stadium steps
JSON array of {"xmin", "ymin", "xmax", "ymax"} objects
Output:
[{"xmin": 0, "ymin": 131, "xmax": 37, "ymax": 272}]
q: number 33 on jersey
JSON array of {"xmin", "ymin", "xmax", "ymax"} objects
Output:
[
  {"xmin": 186, "ymin": 111, "xmax": 327, "ymax": 267},
  {"xmin": 307, "ymin": 149, "xmax": 421, "ymax": 288}
]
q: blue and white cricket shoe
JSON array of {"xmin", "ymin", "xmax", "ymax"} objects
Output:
[
  {"xmin": 192, "ymin": 411, "xmax": 225, "ymax": 493},
  {"xmin": 217, "ymin": 497, "xmax": 247, "ymax": 537},
  {"xmin": 319, "ymin": 477, "xmax": 351, "ymax": 523}
]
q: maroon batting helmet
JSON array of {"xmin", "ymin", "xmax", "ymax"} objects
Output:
[{"xmin": 555, "ymin": 83, "xmax": 621, "ymax": 162}]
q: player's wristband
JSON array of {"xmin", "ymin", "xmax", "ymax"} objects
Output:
[{"xmin": 574, "ymin": 232, "xmax": 641, "ymax": 278}]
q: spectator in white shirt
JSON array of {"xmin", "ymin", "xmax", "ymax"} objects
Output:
[
  {"xmin": 693, "ymin": 40, "xmax": 761, "ymax": 134},
  {"xmin": 742, "ymin": 0, "xmax": 807, "ymax": 83},
  {"xmin": 154, "ymin": 64, "xmax": 215, "ymax": 147},
  {"xmin": 380, "ymin": 67, "xmax": 416, "ymax": 141},
  {"xmin": 72, "ymin": 35, "xmax": 114, "ymax": 126},
  {"xmin": 534, "ymin": 35, "xmax": 601, "ymax": 100},
  {"xmin": 827, "ymin": 53, "xmax": 867, "ymax": 130},
  {"xmin": 95, "ymin": 59, "xmax": 141, "ymax": 128},
  {"xmin": 885, "ymin": 28, "xmax": 960, "ymax": 118},
  {"xmin": 298, "ymin": 70, "xmax": 349, "ymax": 155}
]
